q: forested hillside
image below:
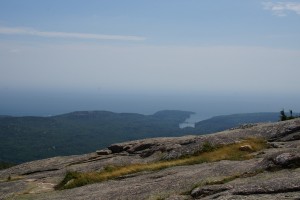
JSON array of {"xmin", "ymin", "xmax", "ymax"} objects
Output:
[{"xmin": 0, "ymin": 111, "xmax": 279, "ymax": 163}]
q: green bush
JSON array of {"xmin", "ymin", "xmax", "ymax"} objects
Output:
[
  {"xmin": 201, "ymin": 141, "xmax": 216, "ymax": 152},
  {"xmin": 0, "ymin": 162, "xmax": 15, "ymax": 170}
]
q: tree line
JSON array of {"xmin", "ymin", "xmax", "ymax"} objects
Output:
[{"xmin": 280, "ymin": 109, "xmax": 299, "ymax": 121}]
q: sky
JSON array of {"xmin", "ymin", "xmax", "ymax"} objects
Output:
[{"xmin": 1, "ymin": 0, "xmax": 300, "ymax": 116}]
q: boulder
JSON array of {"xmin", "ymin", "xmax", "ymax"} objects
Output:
[{"xmin": 107, "ymin": 145, "xmax": 124, "ymax": 153}]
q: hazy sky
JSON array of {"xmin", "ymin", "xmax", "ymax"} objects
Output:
[{"xmin": 1, "ymin": 0, "xmax": 300, "ymax": 115}]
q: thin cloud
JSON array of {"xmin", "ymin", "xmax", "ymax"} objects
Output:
[
  {"xmin": 263, "ymin": 2, "xmax": 300, "ymax": 16},
  {"xmin": 0, "ymin": 26, "xmax": 146, "ymax": 41}
]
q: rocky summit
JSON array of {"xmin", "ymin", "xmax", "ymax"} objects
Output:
[{"xmin": 1, "ymin": 119, "xmax": 300, "ymax": 200}]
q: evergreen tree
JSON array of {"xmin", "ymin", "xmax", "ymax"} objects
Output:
[
  {"xmin": 289, "ymin": 110, "xmax": 294, "ymax": 120},
  {"xmin": 280, "ymin": 109, "xmax": 287, "ymax": 121}
]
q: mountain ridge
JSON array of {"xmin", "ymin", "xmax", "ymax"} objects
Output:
[
  {"xmin": 0, "ymin": 111, "xmax": 280, "ymax": 164},
  {"xmin": 0, "ymin": 110, "xmax": 193, "ymax": 163}
]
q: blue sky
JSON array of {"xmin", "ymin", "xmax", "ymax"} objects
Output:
[
  {"xmin": 1, "ymin": 0, "xmax": 300, "ymax": 115},
  {"xmin": 1, "ymin": 0, "xmax": 300, "ymax": 47}
]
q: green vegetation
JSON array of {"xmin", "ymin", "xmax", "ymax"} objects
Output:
[
  {"xmin": 190, "ymin": 112, "xmax": 279, "ymax": 134},
  {"xmin": 201, "ymin": 141, "xmax": 217, "ymax": 152},
  {"xmin": 0, "ymin": 161, "xmax": 15, "ymax": 170},
  {"xmin": 280, "ymin": 109, "xmax": 299, "ymax": 121},
  {"xmin": 0, "ymin": 110, "xmax": 193, "ymax": 163},
  {"xmin": 0, "ymin": 111, "xmax": 278, "ymax": 164},
  {"xmin": 56, "ymin": 137, "xmax": 267, "ymax": 190}
]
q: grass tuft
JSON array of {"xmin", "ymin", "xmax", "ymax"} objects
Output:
[{"xmin": 56, "ymin": 137, "xmax": 267, "ymax": 190}]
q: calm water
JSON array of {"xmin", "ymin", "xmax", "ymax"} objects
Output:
[
  {"xmin": 1, "ymin": 89, "xmax": 299, "ymax": 118},
  {"xmin": 179, "ymin": 113, "xmax": 211, "ymax": 128}
]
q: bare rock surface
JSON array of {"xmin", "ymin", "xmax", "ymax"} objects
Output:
[
  {"xmin": 198, "ymin": 168, "xmax": 300, "ymax": 200},
  {"xmin": 191, "ymin": 184, "xmax": 233, "ymax": 198},
  {"xmin": 0, "ymin": 118, "xmax": 300, "ymax": 200}
]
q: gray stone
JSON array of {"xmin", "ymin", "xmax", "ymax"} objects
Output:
[
  {"xmin": 107, "ymin": 144, "xmax": 124, "ymax": 153},
  {"xmin": 254, "ymin": 151, "xmax": 300, "ymax": 171},
  {"xmin": 96, "ymin": 149, "xmax": 112, "ymax": 155},
  {"xmin": 273, "ymin": 152, "xmax": 300, "ymax": 168},
  {"xmin": 191, "ymin": 185, "xmax": 233, "ymax": 198},
  {"xmin": 239, "ymin": 145, "xmax": 254, "ymax": 151}
]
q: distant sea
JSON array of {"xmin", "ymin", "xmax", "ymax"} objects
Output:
[
  {"xmin": 179, "ymin": 113, "xmax": 210, "ymax": 128},
  {"xmin": 1, "ymin": 89, "xmax": 299, "ymax": 118}
]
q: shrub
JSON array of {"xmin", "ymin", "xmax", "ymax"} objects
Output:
[
  {"xmin": 280, "ymin": 109, "xmax": 287, "ymax": 121},
  {"xmin": 201, "ymin": 141, "xmax": 216, "ymax": 152}
]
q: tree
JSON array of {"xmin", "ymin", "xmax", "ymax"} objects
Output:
[
  {"xmin": 289, "ymin": 110, "xmax": 294, "ymax": 119},
  {"xmin": 280, "ymin": 109, "xmax": 287, "ymax": 121},
  {"xmin": 280, "ymin": 109, "xmax": 298, "ymax": 121}
]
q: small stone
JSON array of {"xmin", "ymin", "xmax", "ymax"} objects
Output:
[
  {"xmin": 239, "ymin": 145, "xmax": 253, "ymax": 152},
  {"xmin": 65, "ymin": 179, "xmax": 75, "ymax": 187}
]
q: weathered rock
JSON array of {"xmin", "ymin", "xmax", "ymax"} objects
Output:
[
  {"xmin": 267, "ymin": 142, "xmax": 281, "ymax": 148},
  {"xmin": 267, "ymin": 124, "xmax": 300, "ymax": 142},
  {"xmin": 104, "ymin": 119, "xmax": 300, "ymax": 161},
  {"xmin": 96, "ymin": 149, "xmax": 112, "ymax": 155},
  {"xmin": 231, "ymin": 169, "xmax": 300, "ymax": 195},
  {"xmin": 273, "ymin": 152, "xmax": 300, "ymax": 168},
  {"xmin": 230, "ymin": 123, "xmax": 259, "ymax": 130},
  {"xmin": 191, "ymin": 185, "xmax": 233, "ymax": 198},
  {"xmin": 276, "ymin": 131, "xmax": 300, "ymax": 142},
  {"xmin": 107, "ymin": 136, "xmax": 199, "ymax": 159},
  {"xmin": 132, "ymin": 143, "xmax": 154, "ymax": 152},
  {"xmin": 107, "ymin": 144, "xmax": 124, "ymax": 153},
  {"xmin": 125, "ymin": 143, "xmax": 154, "ymax": 154},
  {"xmin": 254, "ymin": 151, "xmax": 300, "ymax": 171}
]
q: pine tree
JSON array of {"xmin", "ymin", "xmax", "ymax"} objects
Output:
[{"xmin": 280, "ymin": 109, "xmax": 287, "ymax": 121}]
